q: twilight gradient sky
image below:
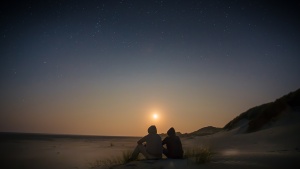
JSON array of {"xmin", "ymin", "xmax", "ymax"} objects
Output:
[{"xmin": 1, "ymin": 0, "xmax": 300, "ymax": 136}]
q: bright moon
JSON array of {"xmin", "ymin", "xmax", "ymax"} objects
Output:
[{"xmin": 153, "ymin": 114, "xmax": 158, "ymax": 119}]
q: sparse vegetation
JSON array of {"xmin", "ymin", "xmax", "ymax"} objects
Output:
[
  {"xmin": 89, "ymin": 150, "xmax": 133, "ymax": 169},
  {"xmin": 90, "ymin": 146, "xmax": 213, "ymax": 168},
  {"xmin": 224, "ymin": 88, "xmax": 300, "ymax": 133},
  {"xmin": 184, "ymin": 146, "xmax": 212, "ymax": 164}
]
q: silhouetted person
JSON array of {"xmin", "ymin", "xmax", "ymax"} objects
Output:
[
  {"xmin": 162, "ymin": 127, "xmax": 183, "ymax": 159},
  {"xmin": 130, "ymin": 125, "xmax": 162, "ymax": 160}
]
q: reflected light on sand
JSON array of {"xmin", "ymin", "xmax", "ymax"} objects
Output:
[
  {"xmin": 222, "ymin": 149, "xmax": 240, "ymax": 156},
  {"xmin": 168, "ymin": 161, "xmax": 174, "ymax": 167}
]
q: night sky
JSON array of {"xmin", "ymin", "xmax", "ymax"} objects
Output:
[{"xmin": 1, "ymin": 0, "xmax": 300, "ymax": 136}]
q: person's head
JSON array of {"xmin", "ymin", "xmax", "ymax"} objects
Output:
[
  {"xmin": 148, "ymin": 125, "xmax": 157, "ymax": 134},
  {"xmin": 167, "ymin": 127, "xmax": 176, "ymax": 136}
]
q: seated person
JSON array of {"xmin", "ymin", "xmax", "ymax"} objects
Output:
[
  {"xmin": 162, "ymin": 127, "xmax": 183, "ymax": 159},
  {"xmin": 130, "ymin": 125, "xmax": 162, "ymax": 160}
]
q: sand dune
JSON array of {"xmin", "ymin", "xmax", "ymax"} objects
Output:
[{"xmin": 112, "ymin": 111, "xmax": 300, "ymax": 169}]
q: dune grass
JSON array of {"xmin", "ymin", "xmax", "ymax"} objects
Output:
[
  {"xmin": 89, "ymin": 150, "xmax": 133, "ymax": 169},
  {"xmin": 90, "ymin": 146, "xmax": 212, "ymax": 168},
  {"xmin": 184, "ymin": 146, "xmax": 212, "ymax": 164}
]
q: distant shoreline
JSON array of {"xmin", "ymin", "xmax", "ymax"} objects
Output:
[{"xmin": 0, "ymin": 132, "xmax": 141, "ymax": 141}]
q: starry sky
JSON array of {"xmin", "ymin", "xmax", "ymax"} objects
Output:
[{"xmin": 1, "ymin": 0, "xmax": 300, "ymax": 136}]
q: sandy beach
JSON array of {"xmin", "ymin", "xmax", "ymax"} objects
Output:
[
  {"xmin": 0, "ymin": 135, "xmax": 139, "ymax": 169},
  {"xmin": 2, "ymin": 111, "xmax": 299, "ymax": 169}
]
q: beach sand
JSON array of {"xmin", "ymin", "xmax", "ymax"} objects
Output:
[
  {"xmin": 1, "ymin": 112, "xmax": 299, "ymax": 169},
  {"xmin": 0, "ymin": 136, "xmax": 138, "ymax": 169}
]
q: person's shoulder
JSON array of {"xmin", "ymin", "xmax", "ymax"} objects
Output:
[
  {"xmin": 141, "ymin": 134, "xmax": 151, "ymax": 139},
  {"xmin": 145, "ymin": 133, "xmax": 152, "ymax": 137},
  {"xmin": 147, "ymin": 133, "xmax": 159, "ymax": 138},
  {"xmin": 175, "ymin": 135, "xmax": 182, "ymax": 140},
  {"xmin": 163, "ymin": 136, "xmax": 171, "ymax": 141},
  {"xmin": 169, "ymin": 135, "xmax": 180, "ymax": 140},
  {"xmin": 152, "ymin": 134, "xmax": 161, "ymax": 140},
  {"xmin": 155, "ymin": 133, "xmax": 162, "ymax": 138}
]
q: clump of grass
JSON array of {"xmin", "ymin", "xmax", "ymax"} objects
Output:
[
  {"xmin": 89, "ymin": 150, "xmax": 133, "ymax": 169},
  {"xmin": 184, "ymin": 146, "xmax": 212, "ymax": 164}
]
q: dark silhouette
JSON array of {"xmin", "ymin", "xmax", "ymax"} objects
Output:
[
  {"xmin": 224, "ymin": 88, "xmax": 300, "ymax": 133},
  {"xmin": 162, "ymin": 127, "xmax": 183, "ymax": 159},
  {"xmin": 130, "ymin": 125, "xmax": 162, "ymax": 160}
]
